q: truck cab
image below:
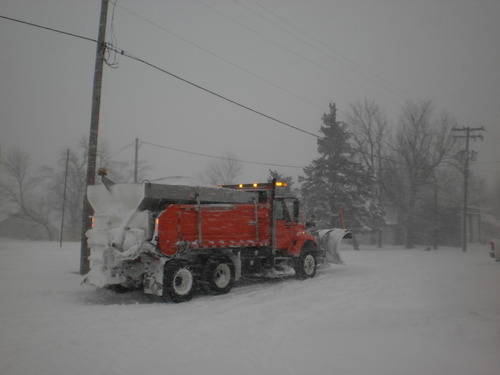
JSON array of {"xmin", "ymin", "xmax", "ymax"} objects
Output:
[{"xmin": 274, "ymin": 197, "xmax": 302, "ymax": 251}]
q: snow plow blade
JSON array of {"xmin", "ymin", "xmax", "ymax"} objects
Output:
[{"xmin": 316, "ymin": 228, "xmax": 350, "ymax": 264}]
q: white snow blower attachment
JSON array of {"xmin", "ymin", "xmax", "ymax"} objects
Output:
[
  {"xmin": 316, "ymin": 228, "xmax": 350, "ymax": 264},
  {"xmin": 84, "ymin": 182, "xmax": 149, "ymax": 288}
]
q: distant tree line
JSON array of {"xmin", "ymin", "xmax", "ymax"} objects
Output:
[
  {"xmin": 0, "ymin": 137, "xmax": 150, "ymax": 241},
  {"xmin": 190, "ymin": 98, "xmax": 488, "ymax": 249},
  {"xmin": 0, "ymin": 99, "xmax": 492, "ymax": 247},
  {"xmin": 299, "ymin": 99, "xmax": 486, "ymax": 249}
]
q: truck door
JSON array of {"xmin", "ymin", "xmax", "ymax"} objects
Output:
[{"xmin": 275, "ymin": 198, "xmax": 299, "ymax": 250}]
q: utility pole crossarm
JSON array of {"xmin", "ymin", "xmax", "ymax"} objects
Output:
[{"xmin": 452, "ymin": 126, "xmax": 485, "ymax": 132}]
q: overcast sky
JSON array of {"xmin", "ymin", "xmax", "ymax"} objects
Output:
[{"xmin": 1, "ymin": 0, "xmax": 499, "ymax": 186}]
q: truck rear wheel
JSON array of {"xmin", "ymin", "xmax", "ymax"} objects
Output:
[
  {"xmin": 202, "ymin": 257, "xmax": 235, "ymax": 294},
  {"xmin": 294, "ymin": 251, "xmax": 317, "ymax": 279},
  {"xmin": 163, "ymin": 260, "xmax": 195, "ymax": 302}
]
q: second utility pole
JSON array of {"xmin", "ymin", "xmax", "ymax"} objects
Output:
[
  {"xmin": 80, "ymin": 0, "xmax": 109, "ymax": 274},
  {"xmin": 134, "ymin": 137, "xmax": 139, "ymax": 183},
  {"xmin": 452, "ymin": 126, "xmax": 484, "ymax": 252},
  {"xmin": 59, "ymin": 149, "xmax": 70, "ymax": 247}
]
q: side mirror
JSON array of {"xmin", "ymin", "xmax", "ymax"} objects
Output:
[
  {"xmin": 305, "ymin": 214, "xmax": 316, "ymax": 228},
  {"xmin": 305, "ymin": 221, "xmax": 316, "ymax": 229}
]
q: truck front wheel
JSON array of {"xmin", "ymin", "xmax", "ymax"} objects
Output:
[
  {"xmin": 163, "ymin": 260, "xmax": 195, "ymax": 302},
  {"xmin": 294, "ymin": 251, "xmax": 317, "ymax": 279},
  {"xmin": 202, "ymin": 257, "xmax": 235, "ymax": 294}
]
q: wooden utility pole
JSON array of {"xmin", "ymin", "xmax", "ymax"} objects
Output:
[
  {"xmin": 59, "ymin": 149, "xmax": 70, "ymax": 247},
  {"xmin": 134, "ymin": 137, "xmax": 139, "ymax": 183},
  {"xmin": 452, "ymin": 126, "xmax": 484, "ymax": 252},
  {"xmin": 80, "ymin": 0, "xmax": 109, "ymax": 274}
]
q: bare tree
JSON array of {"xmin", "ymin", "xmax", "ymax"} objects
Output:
[
  {"xmin": 50, "ymin": 148, "xmax": 87, "ymax": 240},
  {"xmin": 201, "ymin": 153, "xmax": 243, "ymax": 185},
  {"xmin": 491, "ymin": 175, "xmax": 500, "ymax": 216},
  {"xmin": 426, "ymin": 167, "xmax": 461, "ymax": 249},
  {"xmin": 345, "ymin": 99, "xmax": 388, "ymax": 246},
  {"xmin": 390, "ymin": 100, "xmax": 455, "ymax": 248},
  {"xmin": 0, "ymin": 148, "xmax": 54, "ymax": 240},
  {"xmin": 346, "ymin": 99, "xmax": 388, "ymax": 178}
]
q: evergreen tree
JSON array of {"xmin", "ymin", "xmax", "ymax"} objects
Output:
[{"xmin": 300, "ymin": 103, "xmax": 382, "ymax": 229}]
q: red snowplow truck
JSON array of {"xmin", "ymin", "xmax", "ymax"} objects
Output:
[{"xmin": 85, "ymin": 177, "xmax": 348, "ymax": 302}]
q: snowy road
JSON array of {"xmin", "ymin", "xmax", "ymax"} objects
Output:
[{"xmin": 0, "ymin": 239, "xmax": 499, "ymax": 375}]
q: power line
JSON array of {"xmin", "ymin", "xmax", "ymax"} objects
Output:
[
  {"xmin": 244, "ymin": 0, "xmax": 408, "ymax": 100},
  {"xmin": 0, "ymin": 13, "xmax": 320, "ymax": 139},
  {"xmin": 471, "ymin": 160, "xmax": 500, "ymax": 164},
  {"xmin": 115, "ymin": 2, "xmax": 323, "ymax": 112},
  {"xmin": 141, "ymin": 141, "xmax": 304, "ymax": 169},
  {"xmin": 194, "ymin": 0, "xmax": 403, "ymax": 106},
  {"xmin": 0, "ymin": 14, "xmax": 97, "ymax": 43},
  {"xmin": 108, "ymin": 46, "xmax": 320, "ymax": 138},
  {"xmin": 192, "ymin": 0, "xmax": 335, "ymax": 75},
  {"xmin": 238, "ymin": 0, "xmax": 332, "ymax": 60},
  {"xmin": 109, "ymin": 142, "xmax": 134, "ymax": 159}
]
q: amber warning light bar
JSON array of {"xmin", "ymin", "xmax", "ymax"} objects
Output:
[{"xmin": 220, "ymin": 182, "xmax": 288, "ymax": 190}]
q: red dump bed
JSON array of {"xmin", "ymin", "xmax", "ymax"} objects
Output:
[{"xmin": 157, "ymin": 203, "xmax": 271, "ymax": 255}]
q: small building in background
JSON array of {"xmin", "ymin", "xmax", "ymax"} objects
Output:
[{"xmin": 355, "ymin": 205, "xmax": 484, "ymax": 248}]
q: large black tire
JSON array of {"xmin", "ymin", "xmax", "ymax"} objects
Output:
[
  {"xmin": 163, "ymin": 260, "xmax": 195, "ymax": 303},
  {"xmin": 294, "ymin": 251, "xmax": 317, "ymax": 279},
  {"xmin": 202, "ymin": 257, "xmax": 235, "ymax": 295}
]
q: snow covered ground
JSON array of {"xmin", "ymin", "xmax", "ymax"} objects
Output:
[{"xmin": 0, "ymin": 239, "xmax": 499, "ymax": 375}]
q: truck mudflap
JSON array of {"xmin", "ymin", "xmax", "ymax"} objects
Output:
[
  {"xmin": 315, "ymin": 228, "xmax": 349, "ymax": 264},
  {"xmin": 142, "ymin": 255, "xmax": 168, "ymax": 296}
]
